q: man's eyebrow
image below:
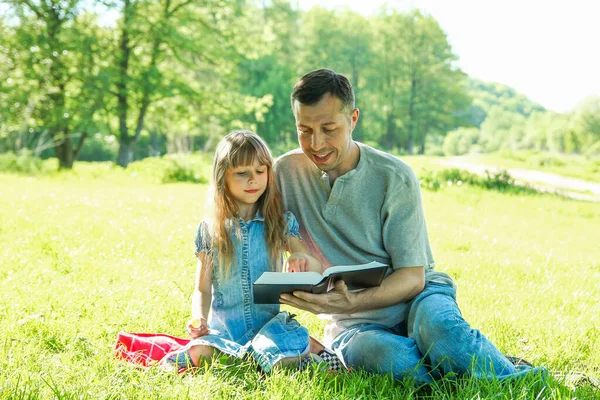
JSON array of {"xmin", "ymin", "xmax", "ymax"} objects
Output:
[{"xmin": 297, "ymin": 121, "xmax": 337, "ymax": 127}]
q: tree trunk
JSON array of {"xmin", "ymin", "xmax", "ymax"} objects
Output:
[
  {"xmin": 385, "ymin": 110, "xmax": 395, "ymax": 150},
  {"xmin": 115, "ymin": 0, "xmax": 132, "ymax": 167},
  {"xmin": 55, "ymin": 139, "xmax": 75, "ymax": 169},
  {"xmin": 150, "ymin": 130, "xmax": 160, "ymax": 156},
  {"xmin": 117, "ymin": 141, "xmax": 133, "ymax": 167},
  {"xmin": 418, "ymin": 124, "xmax": 428, "ymax": 155},
  {"xmin": 406, "ymin": 75, "xmax": 417, "ymax": 155}
]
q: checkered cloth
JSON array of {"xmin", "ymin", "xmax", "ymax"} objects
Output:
[{"xmin": 299, "ymin": 349, "xmax": 347, "ymax": 373}]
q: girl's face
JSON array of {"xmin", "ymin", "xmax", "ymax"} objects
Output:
[{"xmin": 225, "ymin": 160, "xmax": 269, "ymax": 211}]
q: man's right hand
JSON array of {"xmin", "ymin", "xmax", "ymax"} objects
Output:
[
  {"xmin": 280, "ymin": 280, "xmax": 358, "ymax": 314},
  {"xmin": 186, "ymin": 317, "xmax": 209, "ymax": 338},
  {"xmin": 280, "ymin": 266, "xmax": 426, "ymax": 315}
]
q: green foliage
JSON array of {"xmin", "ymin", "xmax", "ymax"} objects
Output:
[
  {"xmin": 419, "ymin": 167, "xmax": 537, "ymax": 194},
  {"xmin": 586, "ymin": 141, "xmax": 600, "ymax": 159},
  {"xmin": 458, "ymin": 150, "xmax": 600, "ymax": 183},
  {"xmin": 571, "ymin": 96, "xmax": 600, "ymax": 150},
  {"xmin": 0, "ymin": 149, "xmax": 42, "ymax": 174},
  {"xmin": 365, "ymin": 9, "xmax": 470, "ymax": 154},
  {"xmin": 466, "ymin": 78, "xmax": 546, "ymax": 127},
  {"xmin": 527, "ymin": 154, "xmax": 566, "ymax": 168},
  {"xmin": 127, "ymin": 154, "xmax": 209, "ymax": 184},
  {"xmin": 75, "ymin": 134, "xmax": 119, "ymax": 162},
  {"xmin": 479, "ymin": 107, "xmax": 527, "ymax": 152},
  {"xmin": 1, "ymin": 0, "xmax": 594, "ymax": 168},
  {"xmin": 442, "ymin": 127, "xmax": 480, "ymax": 156}
]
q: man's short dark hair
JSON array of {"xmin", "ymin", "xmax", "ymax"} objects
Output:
[{"xmin": 291, "ymin": 69, "xmax": 355, "ymax": 114}]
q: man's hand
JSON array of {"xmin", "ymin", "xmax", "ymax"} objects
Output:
[
  {"xmin": 285, "ymin": 252, "xmax": 311, "ymax": 272},
  {"xmin": 186, "ymin": 317, "xmax": 209, "ymax": 339},
  {"xmin": 279, "ymin": 280, "xmax": 357, "ymax": 314}
]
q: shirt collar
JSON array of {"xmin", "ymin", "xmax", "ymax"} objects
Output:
[{"xmin": 239, "ymin": 210, "xmax": 264, "ymax": 224}]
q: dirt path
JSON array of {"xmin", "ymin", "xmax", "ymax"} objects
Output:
[{"xmin": 439, "ymin": 157, "xmax": 600, "ymax": 202}]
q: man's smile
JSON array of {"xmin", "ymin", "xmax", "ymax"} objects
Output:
[{"xmin": 313, "ymin": 151, "xmax": 333, "ymax": 163}]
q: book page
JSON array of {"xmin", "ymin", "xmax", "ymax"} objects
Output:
[
  {"xmin": 323, "ymin": 261, "xmax": 387, "ymax": 278},
  {"xmin": 253, "ymin": 271, "xmax": 324, "ymax": 286}
]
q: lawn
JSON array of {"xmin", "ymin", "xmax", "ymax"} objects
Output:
[
  {"xmin": 454, "ymin": 152, "xmax": 600, "ymax": 184},
  {"xmin": 1, "ymin": 158, "xmax": 599, "ymax": 399}
]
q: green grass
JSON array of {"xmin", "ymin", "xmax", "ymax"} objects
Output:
[
  {"xmin": 453, "ymin": 151, "xmax": 600, "ymax": 183},
  {"xmin": 1, "ymin": 159, "xmax": 599, "ymax": 399}
]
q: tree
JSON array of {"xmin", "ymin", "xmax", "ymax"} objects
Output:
[
  {"xmin": 443, "ymin": 127, "xmax": 479, "ymax": 156},
  {"xmin": 368, "ymin": 9, "xmax": 468, "ymax": 154},
  {"xmin": 2, "ymin": 0, "xmax": 107, "ymax": 168},
  {"xmin": 479, "ymin": 107, "xmax": 526, "ymax": 152},
  {"xmin": 571, "ymin": 96, "xmax": 600, "ymax": 150},
  {"xmin": 106, "ymin": 0, "xmax": 270, "ymax": 167},
  {"xmin": 297, "ymin": 7, "xmax": 373, "ymax": 141},
  {"xmin": 466, "ymin": 78, "xmax": 546, "ymax": 128},
  {"xmin": 237, "ymin": 0, "xmax": 300, "ymax": 151}
]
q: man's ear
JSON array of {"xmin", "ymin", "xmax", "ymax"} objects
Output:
[{"xmin": 351, "ymin": 108, "xmax": 360, "ymax": 131}]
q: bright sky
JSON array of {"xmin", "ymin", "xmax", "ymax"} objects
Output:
[{"xmin": 297, "ymin": 0, "xmax": 600, "ymax": 113}]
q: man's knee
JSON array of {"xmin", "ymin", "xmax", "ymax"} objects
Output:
[
  {"xmin": 339, "ymin": 329, "xmax": 422, "ymax": 378},
  {"xmin": 413, "ymin": 294, "xmax": 472, "ymax": 350}
]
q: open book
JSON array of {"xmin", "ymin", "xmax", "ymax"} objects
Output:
[{"xmin": 253, "ymin": 261, "xmax": 388, "ymax": 304}]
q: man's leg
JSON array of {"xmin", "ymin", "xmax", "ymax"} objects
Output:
[
  {"xmin": 408, "ymin": 282, "xmax": 519, "ymax": 379},
  {"xmin": 330, "ymin": 324, "xmax": 433, "ymax": 383}
]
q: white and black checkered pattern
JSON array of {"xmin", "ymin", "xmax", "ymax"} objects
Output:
[
  {"xmin": 298, "ymin": 349, "xmax": 347, "ymax": 373},
  {"xmin": 317, "ymin": 349, "xmax": 346, "ymax": 372}
]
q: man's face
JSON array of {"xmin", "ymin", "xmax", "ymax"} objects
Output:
[{"xmin": 293, "ymin": 94, "xmax": 359, "ymax": 178}]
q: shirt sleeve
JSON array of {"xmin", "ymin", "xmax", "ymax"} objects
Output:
[
  {"xmin": 194, "ymin": 221, "xmax": 213, "ymax": 257},
  {"xmin": 283, "ymin": 211, "xmax": 302, "ymax": 241},
  {"xmin": 382, "ymin": 171, "xmax": 435, "ymax": 270}
]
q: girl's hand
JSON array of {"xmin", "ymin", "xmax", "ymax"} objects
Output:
[
  {"xmin": 286, "ymin": 252, "xmax": 310, "ymax": 272},
  {"xmin": 186, "ymin": 317, "xmax": 209, "ymax": 339}
]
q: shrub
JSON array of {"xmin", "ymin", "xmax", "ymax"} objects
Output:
[
  {"xmin": 585, "ymin": 141, "xmax": 600, "ymax": 159},
  {"xmin": 77, "ymin": 134, "xmax": 118, "ymax": 162},
  {"xmin": 419, "ymin": 167, "xmax": 536, "ymax": 195},
  {"xmin": 162, "ymin": 157, "xmax": 207, "ymax": 184},
  {"xmin": 527, "ymin": 154, "xmax": 565, "ymax": 168},
  {"xmin": 0, "ymin": 150, "xmax": 43, "ymax": 174},
  {"xmin": 127, "ymin": 154, "xmax": 208, "ymax": 184},
  {"xmin": 443, "ymin": 128, "xmax": 480, "ymax": 156}
]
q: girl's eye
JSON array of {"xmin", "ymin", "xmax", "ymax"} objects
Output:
[
  {"xmin": 236, "ymin": 171, "xmax": 247, "ymax": 176},
  {"xmin": 256, "ymin": 169, "xmax": 266, "ymax": 174}
]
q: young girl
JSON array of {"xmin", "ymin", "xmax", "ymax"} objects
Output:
[{"xmin": 164, "ymin": 130, "xmax": 342, "ymax": 372}]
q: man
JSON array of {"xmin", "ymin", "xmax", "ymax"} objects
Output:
[{"xmin": 274, "ymin": 69, "xmax": 537, "ymax": 383}]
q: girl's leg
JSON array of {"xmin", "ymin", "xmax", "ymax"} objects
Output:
[
  {"xmin": 188, "ymin": 344, "xmax": 216, "ymax": 366},
  {"xmin": 275, "ymin": 336, "xmax": 345, "ymax": 372},
  {"xmin": 251, "ymin": 312, "xmax": 310, "ymax": 372},
  {"xmin": 163, "ymin": 344, "xmax": 216, "ymax": 370}
]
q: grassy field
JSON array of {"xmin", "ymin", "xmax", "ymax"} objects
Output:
[
  {"xmin": 1, "ymin": 157, "xmax": 599, "ymax": 399},
  {"xmin": 455, "ymin": 152, "xmax": 600, "ymax": 184}
]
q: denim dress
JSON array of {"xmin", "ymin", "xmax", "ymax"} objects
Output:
[{"xmin": 189, "ymin": 211, "xmax": 310, "ymax": 372}]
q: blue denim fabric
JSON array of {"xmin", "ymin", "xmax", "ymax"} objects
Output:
[
  {"xmin": 190, "ymin": 211, "xmax": 310, "ymax": 372},
  {"xmin": 331, "ymin": 282, "xmax": 546, "ymax": 383}
]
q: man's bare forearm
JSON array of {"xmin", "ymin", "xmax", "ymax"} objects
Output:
[{"xmin": 347, "ymin": 266, "xmax": 425, "ymax": 313}]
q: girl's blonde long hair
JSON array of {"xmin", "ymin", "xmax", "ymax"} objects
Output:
[{"xmin": 206, "ymin": 130, "xmax": 286, "ymax": 277}]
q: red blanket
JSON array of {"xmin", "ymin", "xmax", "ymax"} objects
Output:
[{"xmin": 114, "ymin": 332, "xmax": 191, "ymax": 368}]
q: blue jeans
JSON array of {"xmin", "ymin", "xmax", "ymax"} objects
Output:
[
  {"xmin": 187, "ymin": 311, "xmax": 310, "ymax": 372},
  {"xmin": 331, "ymin": 282, "xmax": 543, "ymax": 383}
]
